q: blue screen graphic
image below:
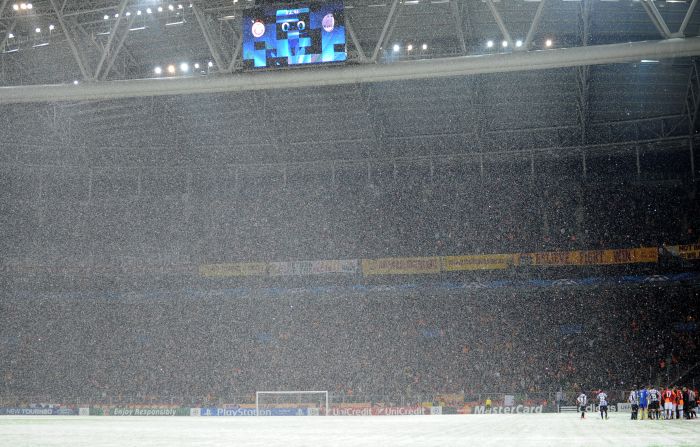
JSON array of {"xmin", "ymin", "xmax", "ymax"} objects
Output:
[{"xmin": 242, "ymin": 1, "xmax": 347, "ymax": 69}]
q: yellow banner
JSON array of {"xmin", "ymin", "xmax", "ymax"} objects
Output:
[
  {"xmin": 519, "ymin": 247, "xmax": 658, "ymax": 266},
  {"xmin": 442, "ymin": 254, "xmax": 515, "ymax": 271},
  {"xmin": 668, "ymin": 243, "xmax": 700, "ymax": 260},
  {"xmin": 362, "ymin": 257, "xmax": 441, "ymax": 275},
  {"xmin": 198, "ymin": 262, "xmax": 267, "ymax": 277}
]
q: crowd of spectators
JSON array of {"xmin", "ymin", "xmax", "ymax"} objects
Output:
[
  {"xmin": 1, "ymin": 284, "xmax": 697, "ymax": 405},
  {"xmin": 1, "ymin": 163, "xmax": 698, "ymax": 269}
]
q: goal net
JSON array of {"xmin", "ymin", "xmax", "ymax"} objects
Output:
[{"xmin": 255, "ymin": 391, "xmax": 329, "ymax": 416}]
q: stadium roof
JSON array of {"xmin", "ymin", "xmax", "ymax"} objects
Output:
[{"xmin": 0, "ymin": 0, "xmax": 699, "ymax": 175}]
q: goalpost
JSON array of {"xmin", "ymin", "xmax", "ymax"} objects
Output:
[{"xmin": 255, "ymin": 391, "xmax": 329, "ymax": 416}]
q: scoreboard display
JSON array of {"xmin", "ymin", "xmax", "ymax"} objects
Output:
[{"xmin": 242, "ymin": 1, "xmax": 347, "ymax": 69}]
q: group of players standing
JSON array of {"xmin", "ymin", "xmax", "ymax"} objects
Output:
[
  {"xmin": 575, "ymin": 386, "xmax": 698, "ymax": 420},
  {"xmin": 629, "ymin": 386, "xmax": 698, "ymax": 420}
]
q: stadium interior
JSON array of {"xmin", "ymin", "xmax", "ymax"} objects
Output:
[{"xmin": 1, "ymin": 0, "xmax": 699, "ymax": 408}]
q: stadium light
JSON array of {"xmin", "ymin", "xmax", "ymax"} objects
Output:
[
  {"xmin": 193, "ymin": 63, "xmax": 200, "ymax": 69},
  {"xmin": 114, "ymin": 13, "xmax": 119, "ymax": 17},
  {"xmin": 104, "ymin": 14, "xmax": 109, "ymax": 20},
  {"xmin": 392, "ymin": 44, "xmax": 400, "ymax": 52},
  {"xmin": 73, "ymin": 80, "xmax": 79, "ymax": 85},
  {"xmin": 49, "ymin": 24, "xmax": 55, "ymax": 31},
  {"xmin": 168, "ymin": 4, "xmax": 174, "ymax": 11},
  {"xmin": 515, "ymin": 39, "xmax": 523, "ymax": 48},
  {"xmin": 407, "ymin": 44, "xmax": 413, "ymax": 51},
  {"xmin": 545, "ymin": 39, "xmax": 553, "ymax": 47},
  {"xmin": 180, "ymin": 62, "xmax": 189, "ymax": 72},
  {"xmin": 26, "ymin": 3, "xmax": 31, "ymax": 9},
  {"xmin": 35, "ymin": 27, "xmax": 40, "ymax": 33},
  {"xmin": 125, "ymin": 11, "xmax": 131, "ymax": 16},
  {"xmin": 486, "ymin": 40, "xmax": 494, "ymax": 48},
  {"xmin": 157, "ymin": 6, "xmax": 163, "ymax": 12},
  {"xmin": 178, "ymin": 4, "xmax": 183, "ymax": 9},
  {"xmin": 12, "ymin": 4, "xmax": 18, "ymax": 10},
  {"xmin": 167, "ymin": 64, "xmax": 176, "ymax": 74},
  {"xmin": 154, "ymin": 66, "xmax": 162, "ymax": 75},
  {"xmin": 422, "ymin": 43, "xmax": 427, "ymax": 50},
  {"xmin": 146, "ymin": 8, "xmax": 152, "ymax": 13},
  {"xmin": 207, "ymin": 61, "xmax": 213, "ymax": 67},
  {"xmin": 502, "ymin": 40, "xmax": 508, "ymax": 48},
  {"xmin": 137, "ymin": 10, "xmax": 142, "ymax": 15},
  {"xmin": 8, "ymin": 33, "xmax": 14, "ymax": 39},
  {"xmin": 19, "ymin": 3, "xmax": 26, "ymax": 10}
]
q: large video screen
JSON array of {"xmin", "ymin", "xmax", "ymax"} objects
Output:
[{"xmin": 242, "ymin": 1, "xmax": 347, "ymax": 69}]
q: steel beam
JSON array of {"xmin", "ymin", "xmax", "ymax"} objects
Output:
[
  {"xmin": 49, "ymin": 0, "xmax": 92, "ymax": 81},
  {"xmin": 346, "ymin": 16, "xmax": 367, "ymax": 63},
  {"xmin": 378, "ymin": 0, "xmax": 404, "ymax": 62},
  {"xmin": 0, "ymin": 0, "xmax": 10, "ymax": 17},
  {"xmin": 679, "ymin": 0, "xmax": 699, "ymax": 36},
  {"xmin": 577, "ymin": 0, "xmax": 592, "ymax": 144},
  {"xmin": 226, "ymin": 38, "xmax": 242, "ymax": 73},
  {"xmin": 522, "ymin": 0, "xmax": 547, "ymax": 51},
  {"xmin": 0, "ymin": 20, "xmax": 15, "ymax": 51},
  {"xmin": 99, "ymin": 15, "xmax": 134, "ymax": 80},
  {"xmin": 193, "ymin": 4, "xmax": 228, "ymax": 72},
  {"xmin": 3, "ymin": 38, "xmax": 700, "ymax": 104},
  {"xmin": 372, "ymin": 0, "xmax": 401, "ymax": 62},
  {"xmin": 93, "ymin": 0, "xmax": 130, "ymax": 80},
  {"xmin": 485, "ymin": 0, "xmax": 513, "ymax": 49},
  {"xmin": 641, "ymin": 0, "xmax": 672, "ymax": 39},
  {"xmin": 449, "ymin": 0, "xmax": 468, "ymax": 55}
]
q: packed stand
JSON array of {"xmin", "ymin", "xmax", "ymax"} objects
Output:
[{"xmin": 0, "ymin": 285, "xmax": 697, "ymax": 405}]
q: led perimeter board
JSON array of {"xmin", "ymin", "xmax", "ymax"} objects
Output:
[{"xmin": 242, "ymin": 1, "xmax": 347, "ymax": 69}]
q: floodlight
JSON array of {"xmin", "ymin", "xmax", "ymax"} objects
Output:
[
  {"xmin": 545, "ymin": 39, "xmax": 552, "ymax": 47},
  {"xmin": 35, "ymin": 27, "xmax": 40, "ymax": 33},
  {"xmin": 168, "ymin": 4, "xmax": 174, "ymax": 11},
  {"xmin": 407, "ymin": 44, "xmax": 413, "ymax": 51},
  {"xmin": 19, "ymin": 3, "xmax": 26, "ymax": 10},
  {"xmin": 194, "ymin": 63, "xmax": 200, "ymax": 69},
  {"xmin": 207, "ymin": 61, "xmax": 213, "ymax": 67},
  {"xmin": 125, "ymin": 11, "xmax": 131, "ymax": 16},
  {"xmin": 104, "ymin": 14, "xmax": 109, "ymax": 20},
  {"xmin": 154, "ymin": 66, "xmax": 162, "ymax": 74},
  {"xmin": 146, "ymin": 8, "xmax": 152, "ymax": 13},
  {"xmin": 26, "ymin": 3, "xmax": 31, "ymax": 9},
  {"xmin": 158, "ymin": 6, "xmax": 163, "ymax": 12},
  {"xmin": 12, "ymin": 4, "xmax": 18, "ymax": 11},
  {"xmin": 137, "ymin": 10, "xmax": 142, "ymax": 15},
  {"xmin": 515, "ymin": 39, "xmax": 523, "ymax": 48},
  {"xmin": 392, "ymin": 44, "xmax": 399, "ymax": 52},
  {"xmin": 486, "ymin": 40, "xmax": 494, "ymax": 48},
  {"xmin": 49, "ymin": 24, "xmax": 55, "ymax": 31},
  {"xmin": 422, "ymin": 43, "xmax": 427, "ymax": 50},
  {"xmin": 180, "ymin": 62, "xmax": 189, "ymax": 72},
  {"xmin": 502, "ymin": 40, "xmax": 508, "ymax": 48},
  {"xmin": 167, "ymin": 64, "xmax": 176, "ymax": 74},
  {"xmin": 73, "ymin": 80, "xmax": 79, "ymax": 85}
]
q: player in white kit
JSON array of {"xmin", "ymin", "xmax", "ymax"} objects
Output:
[
  {"xmin": 577, "ymin": 392, "xmax": 587, "ymax": 419},
  {"xmin": 597, "ymin": 390, "xmax": 609, "ymax": 420}
]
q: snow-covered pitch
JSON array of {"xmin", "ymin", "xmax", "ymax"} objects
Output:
[{"xmin": 1, "ymin": 413, "xmax": 699, "ymax": 446}]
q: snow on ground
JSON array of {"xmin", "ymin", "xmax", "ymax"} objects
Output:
[{"xmin": 1, "ymin": 413, "xmax": 699, "ymax": 447}]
